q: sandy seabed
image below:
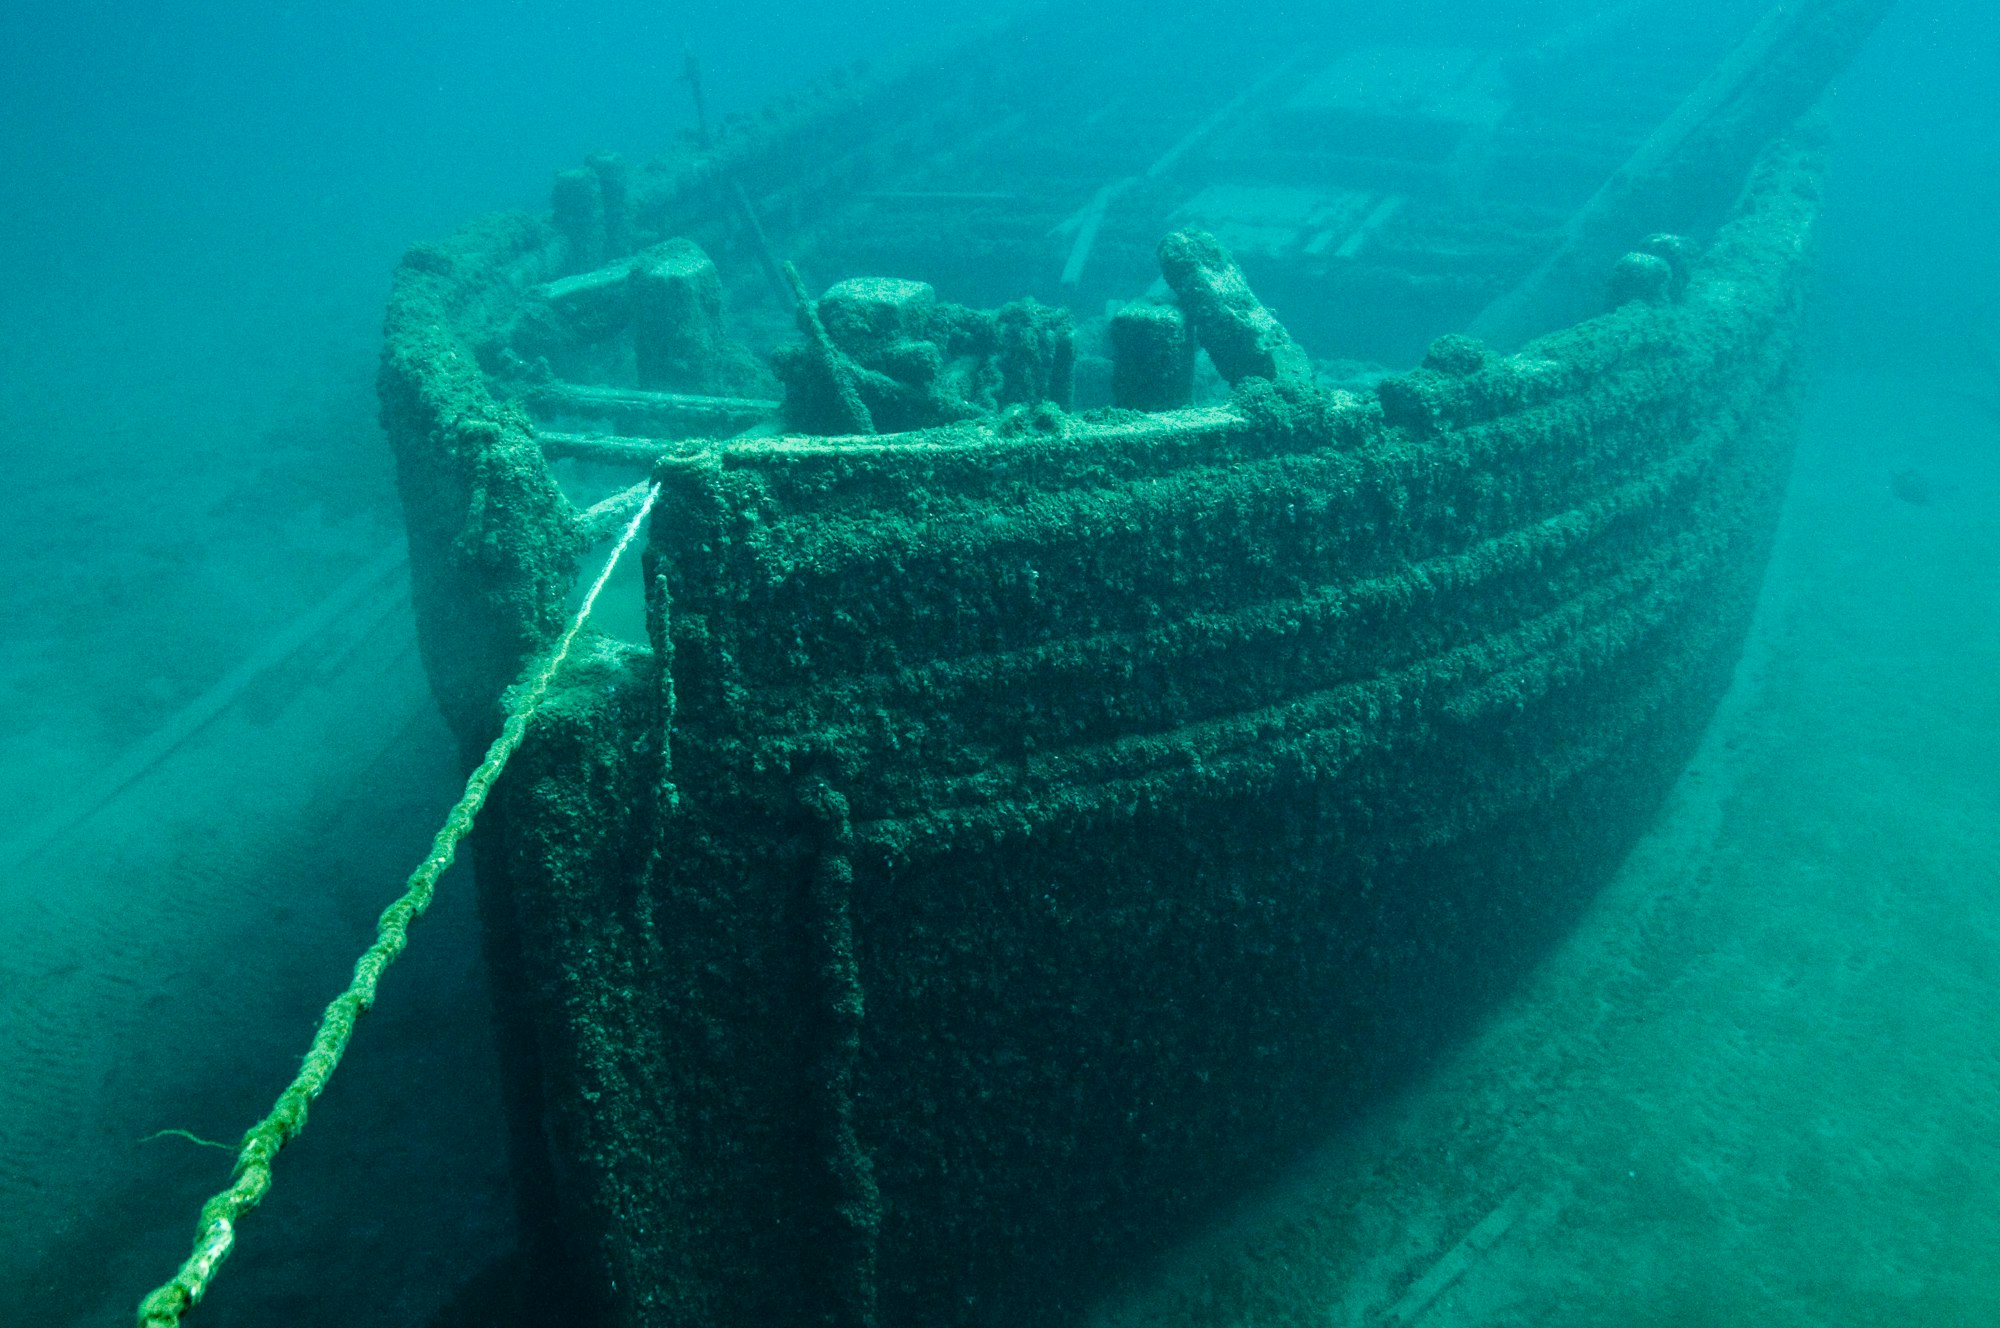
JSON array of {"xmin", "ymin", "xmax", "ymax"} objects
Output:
[{"xmin": 0, "ymin": 373, "xmax": 514, "ymax": 1326}]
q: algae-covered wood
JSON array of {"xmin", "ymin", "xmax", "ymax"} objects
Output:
[
  {"xmin": 362, "ymin": 2, "xmax": 1899, "ymax": 1321},
  {"xmin": 469, "ymin": 132, "xmax": 1817, "ymax": 1327}
]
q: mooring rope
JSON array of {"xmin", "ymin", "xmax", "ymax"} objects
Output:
[{"xmin": 136, "ymin": 483, "xmax": 660, "ymax": 1328}]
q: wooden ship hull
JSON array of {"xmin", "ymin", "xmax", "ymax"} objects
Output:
[{"xmin": 378, "ymin": 3, "xmax": 1890, "ymax": 1323}]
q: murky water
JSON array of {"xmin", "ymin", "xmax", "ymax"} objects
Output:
[{"xmin": 1, "ymin": 2, "xmax": 1992, "ymax": 1323}]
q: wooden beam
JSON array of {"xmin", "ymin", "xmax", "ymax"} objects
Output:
[
  {"xmin": 1468, "ymin": 0, "xmax": 1897, "ymax": 347},
  {"xmin": 537, "ymin": 430, "xmax": 702, "ymax": 466},
  {"xmin": 1053, "ymin": 58, "xmax": 1305, "ymax": 288},
  {"xmin": 517, "ymin": 382, "xmax": 776, "ymax": 436}
]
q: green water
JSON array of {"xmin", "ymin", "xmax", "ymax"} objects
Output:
[{"xmin": 0, "ymin": 0, "xmax": 1993, "ymax": 1323}]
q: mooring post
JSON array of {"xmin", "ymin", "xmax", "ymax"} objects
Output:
[{"xmin": 1157, "ymin": 228, "xmax": 1312, "ymax": 389}]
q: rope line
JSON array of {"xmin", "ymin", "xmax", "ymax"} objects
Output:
[{"xmin": 136, "ymin": 483, "xmax": 660, "ymax": 1328}]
